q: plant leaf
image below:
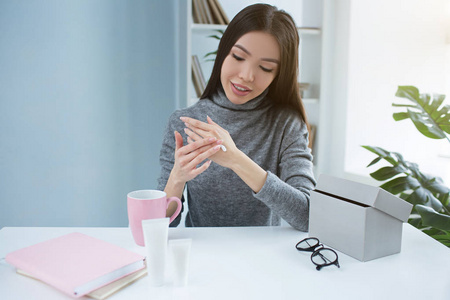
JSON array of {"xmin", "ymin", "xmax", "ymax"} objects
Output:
[
  {"xmin": 428, "ymin": 231, "xmax": 450, "ymax": 247},
  {"xmin": 408, "ymin": 109, "xmax": 446, "ymax": 139},
  {"xmin": 392, "ymin": 104, "xmax": 416, "ymax": 108},
  {"xmin": 393, "ymin": 112, "xmax": 409, "ymax": 121},
  {"xmin": 408, "ymin": 214, "xmax": 423, "ymax": 228},
  {"xmin": 204, "ymin": 50, "xmax": 217, "ymax": 59},
  {"xmin": 421, "ymin": 227, "xmax": 450, "ymax": 247},
  {"xmin": 380, "ymin": 176, "xmax": 421, "ymax": 195},
  {"xmin": 361, "ymin": 145, "xmax": 398, "ymax": 166},
  {"xmin": 369, "ymin": 165, "xmax": 407, "ymax": 181},
  {"xmin": 439, "ymin": 192, "xmax": 450, "ymax": 207},
  {"xmin": 404, "ymin": 161, "xmax": 426, "ymax": 180},
  {"xmin": 203, "ymin": 30, "xmax": 224, "ymax": 63},
  {"xmin": 415, "ymin": 205, "xmax": 450, "ymax": 231},
  {"xmin": 362, "ymin": 145, "xmax": 389, "ymax": 156},
  {"xmin": 407, "ymin": 187, "xmax": 443, "ymax": 211},
  {"xmin": 393, "ymin": 86, "xmax": 449, "ymax": 139},
  {"xmin": 395, "ymin": 86, "xmax": 420, "ymax": 101},
  {"xmin": 207, "ymin": 34, "xmax": 222, "ymax": 40},
  {"xmin": 366, "ymin": 156, "xmax": 382, "ymax": 167},
  {"xmin": 422, "ymin": 177, "xmax": 450, "ymax": 195}
]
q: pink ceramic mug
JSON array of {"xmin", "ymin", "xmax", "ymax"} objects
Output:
[{"xmin": 127, "ymin": 190, "xmax": 182, "ymax": 246}]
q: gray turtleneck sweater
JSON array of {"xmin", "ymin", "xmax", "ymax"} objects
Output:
[{"xmin": 157, "ymin": 88, "xmax": 316, "ymax": 231}]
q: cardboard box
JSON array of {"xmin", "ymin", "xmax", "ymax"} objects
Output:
[{"xmin": 309, "ymin": 174, "xmax": 413, "ymax": 262}]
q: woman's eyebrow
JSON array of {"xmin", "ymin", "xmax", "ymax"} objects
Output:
[{"xmin": 233, "ymin": 44, "xmax": 280, "ymax": 64}]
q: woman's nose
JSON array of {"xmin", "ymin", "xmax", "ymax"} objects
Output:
[{"xmin": 238, "ymin": 63, "xmax": 254, "ymax": 82}]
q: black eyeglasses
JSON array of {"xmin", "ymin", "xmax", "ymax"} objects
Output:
[{"xmin": 296, "ymin": 237, "xmax": 340, "ymax": 271}]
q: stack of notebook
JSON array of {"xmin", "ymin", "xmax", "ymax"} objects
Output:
[{"xmin": 6, "ymin": 232, "xmax": 146, "ymax": 299}]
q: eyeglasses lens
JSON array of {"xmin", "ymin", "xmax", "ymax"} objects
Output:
[
  {"xmin": 311, "ymin": 248, "xmax": 338, "ymax": 266},
  {"xmin": 296, "ymin": 238, "xmax": 319, "ymax": 251}
]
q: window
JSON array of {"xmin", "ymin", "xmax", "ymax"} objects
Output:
[{"xmin": 344, "ymin": 0, "xmax": 450, "ymax": 185}]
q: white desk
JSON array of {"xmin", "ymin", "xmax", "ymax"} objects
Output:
[{"xmin": 1, "ymin": 225, "xmax": 449, "ymax": 300}]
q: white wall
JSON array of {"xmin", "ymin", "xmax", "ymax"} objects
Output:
[
  {"xmin": 315, "ymin": 0, "xmax": 351, "ymax": 179},
  {"xmin": 0, "ymin": 0, "xmax": 179, "ymax": 227}
]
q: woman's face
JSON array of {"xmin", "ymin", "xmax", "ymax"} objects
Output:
[{"xmin": 220, "ymin": 31, "xmax": 280, "ymax": 105}]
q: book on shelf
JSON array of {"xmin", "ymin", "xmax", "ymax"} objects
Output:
[
  {"xmin": 192, "ymin": 0, "xmax": 229, "ymax": 25},
  {"xmin": 194, "ymin": 0, "xmax": 208, "ymax": 24},
  {"xmin": 5, "ymin": 232, "xmax": 145, "ymax": 298},
  {"xmin": 213, "ymin": 0, "xmax": 229, "ymax": 24},
  {"xmin": 298, "ymin": 82, "xmax": 310, "ymax": 98},
  {"xmin": 207, "ymin": 0, "xmax": 226, "ymax": 25},
  {"xmin": 194, "ymin": 55, "xmax": 206, "ymax": 91},
  {"xmin": 202, "ymin": 0, "xmax": 214, "ymax": 24},
  {"xmin": 17, "ymin": 267, "xmax": 147, "ymax": 300},
  {"xmin": 191, "ymin": 64, "xmax": 202, "ymax": 97},
  {"xmin": 191, "ymin": 55, "xmax": 206, "ymax": 97},
  {"xmin": 192, "ymin": 0, "xmax": 202, "ymax": 23}
]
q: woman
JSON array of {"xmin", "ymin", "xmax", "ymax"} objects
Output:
[{"xmin": 157, "ymin": 3, "xmax": 316, "ymax": 231}]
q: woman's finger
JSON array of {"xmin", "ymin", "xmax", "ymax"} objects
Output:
[
  {"xmin": 178, "ymin": 136, "xmax": 217, "ymax": 155},
  {"xmin": 207, "ymin": 115, "xmax": 218, "ymax": 126},
  {"xmin": 174, "ymin": 131, "xmax": 184, "ymax": 151},
  {"xmin": 177, "ymin": 141, "xmax": 219, "ymax": 167},
  {"xmin": 184, "ymin": 127, "xmax": 203, "ymax": 142},
  {"xmin": 180, "ymin": 116, "xmax": 213, "ymax": 131},
  {"xmin": 185, "ymin": 144, "xmax": 221, "ymax": 170},
  {"xmin": 185, "ymin": 121, "xmax": 219, "ymax": 138},
  {"xmin": 190, "ymin": 160, "xmax": 212, "ymax": 177}
]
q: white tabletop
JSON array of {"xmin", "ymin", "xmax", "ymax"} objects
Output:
[{"xmin": 1, "ymin": 224, "xmax": 449, "ymax": 300}]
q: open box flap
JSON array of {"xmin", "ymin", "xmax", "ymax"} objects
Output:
[{"xmin": 315, "ymin": 174, "xmax": 412, "ymax": 222}]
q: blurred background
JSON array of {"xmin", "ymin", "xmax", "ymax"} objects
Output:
[{"xmin": 1, "ymin": 0, "xmax": 449, "ymax": 228}]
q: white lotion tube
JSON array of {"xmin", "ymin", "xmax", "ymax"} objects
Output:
[
  {"xmin": 169, "ymin": 239, "xmax": 192, "ymax": 287},
  {"xmin": 142, "ymin": 218, "xmax": 170, "ymax": 286}
]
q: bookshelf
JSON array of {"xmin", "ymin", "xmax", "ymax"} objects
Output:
[{"xmin": 178, "ymin": 0, "xmax": 325, "ymax": 172}]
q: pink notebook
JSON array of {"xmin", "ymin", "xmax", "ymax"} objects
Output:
[{"xmin": 6, "ymin": 232, "xmax": 145, "ymax": 298}]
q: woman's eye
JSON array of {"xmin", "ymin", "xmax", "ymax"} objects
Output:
[
  {"xmin": 260, "ymin": 66, "xmax": 273, "ymax": 73},
  {"xmin": 232, "ymin": 54, "xmax": 244, "ymax": 61}
]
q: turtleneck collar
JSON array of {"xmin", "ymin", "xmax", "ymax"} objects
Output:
[{"xmin": 210, "ymin": 86, "xmax": 270, "ymax": 111}]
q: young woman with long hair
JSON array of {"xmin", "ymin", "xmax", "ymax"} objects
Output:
[{"xmin": 157, "ymin": 3, "xmax": 316, "ymax": 231}]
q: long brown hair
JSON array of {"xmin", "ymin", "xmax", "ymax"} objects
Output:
[{"xmin": 201, "ymin": 3, "xmax": 308, "ymax": 124}]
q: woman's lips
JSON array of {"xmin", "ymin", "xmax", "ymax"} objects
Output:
[{"xmin": 231, "ymin": 82, "xmax": 252, "ymax": 96}]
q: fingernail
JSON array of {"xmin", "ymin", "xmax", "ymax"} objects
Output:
[
  {"xmin": 216, "ymin": 140, "xmax": 223, "ymax": 144},
  {"xmin": 208, "ymin": 137, "xmax": 216, "ymax": 142},
  {"xmin": 213, "ymin": 145, "xmax": 220, "ymax": 150},
  {"xmin": 180, "ymin": 117, "xmax": 186, "ymax": 121}
]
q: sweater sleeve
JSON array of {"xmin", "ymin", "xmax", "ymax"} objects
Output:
[
  {"xmin": 157, "ymin": 111, "xmax": 185, "ymax": 227},
  {"xmin": 253, "ymin": 116, "xmax": 316, "ymax": 231}
]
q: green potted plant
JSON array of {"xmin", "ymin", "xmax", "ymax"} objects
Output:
[{"xmin": 363, "ymin": 86, "xmax": 450, "ymax": 247}]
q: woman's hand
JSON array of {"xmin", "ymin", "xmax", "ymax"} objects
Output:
[
  {"xmin": 170, "ymin": 130, "xmax": 222, "ymax": 185},
  {"xmin": 180, "ymin": 116, "xmax": 239, "ymax": 169},
  {"xmin": 165, "ymin": 131, "xmax": 222, "ymax": 217},
  {"xmin": 180, "ymin": 115, "xmax": 268, "ymax": 193}
]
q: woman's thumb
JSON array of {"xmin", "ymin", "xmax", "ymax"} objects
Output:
[{"xmin": 174, "ymin": 131, "xmax": 183, "ymax": 150}]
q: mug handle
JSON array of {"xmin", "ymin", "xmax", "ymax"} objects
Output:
[{"xmin": 166, "ymin": 197, "xmax": 182, "ymax": 224}]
